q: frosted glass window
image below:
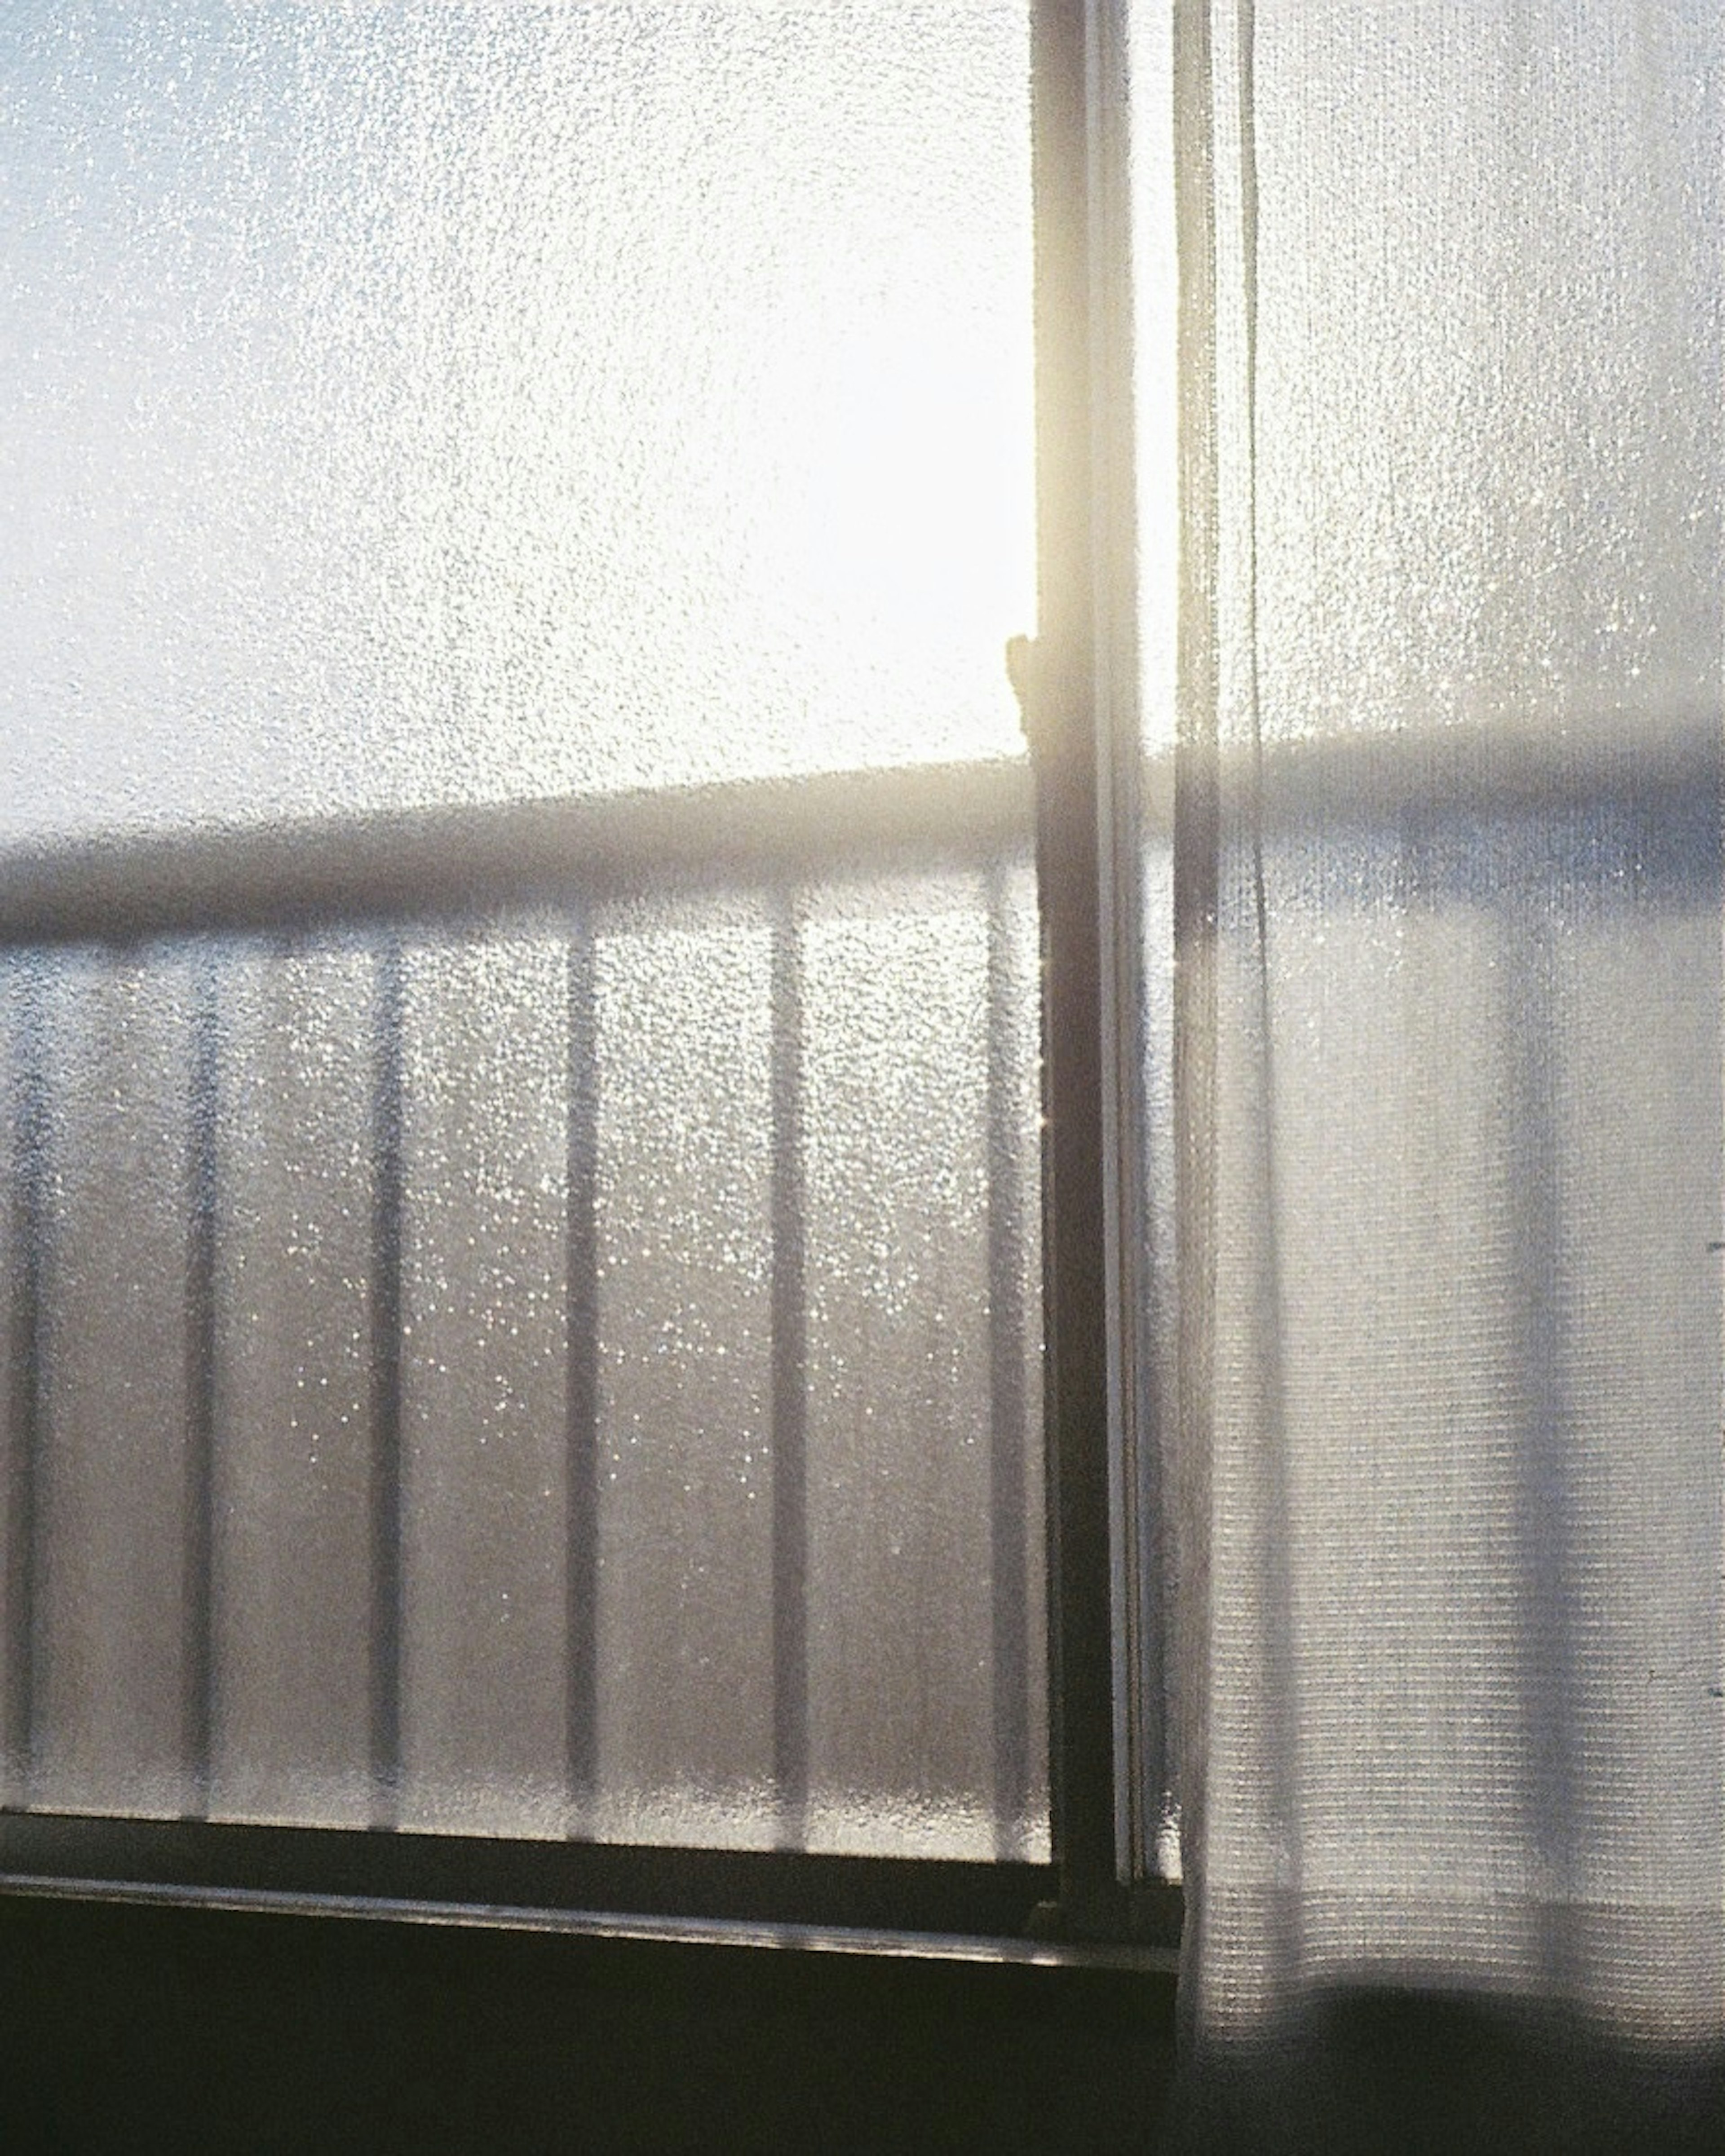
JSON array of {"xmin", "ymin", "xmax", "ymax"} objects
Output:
[
  {"xmin": 1, "ymin": 0, "xmax": 1034, "ymax": 846},
  {"xmin": 0, "ymin": 4, "xmax": 1044, "ymax": 1861}
]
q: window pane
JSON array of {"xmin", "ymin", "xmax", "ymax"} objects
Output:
[
  {"xmin": 1, "ymin": 4, "xmax": 1044, "ymax": 1860},
  {"xmin": 1, "ymin": 0, "xmax": 1034, "ymax": 845}
]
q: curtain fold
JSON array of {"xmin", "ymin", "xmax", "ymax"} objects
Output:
[{"xmin": 1162, "ymin": 3, "xmax": 1725, "ymax": 2144}]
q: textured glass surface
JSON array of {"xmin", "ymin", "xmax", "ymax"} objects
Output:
[
  {"xmin": 0, "ymin": 0, "xmax": 1033, "ymax": 848},
  {"xmin": 2, "ymin": 875, "xmax": 1044, "ymax": 1852},
  {"xmin": 31, "ymin": 950, "xmax": 201, "ymax": 1817},
  {"xmin": 398, "ymin": 931, "xmax": 572, "ymax": 1836},
  {"xmin": 212, "ymin": 941, "xmax": 375, "ymax": 1826},
  {"xmin": 591, "ymin": 910, "xmax": 776, "ymax": 1848},
  {"xmin": 0, "ymin": 4, "xmax": 1043, "ymax": 1858},
  {"xmin": 803, "ymin": 872, "xmax": 1045, "ymax": 1858}
]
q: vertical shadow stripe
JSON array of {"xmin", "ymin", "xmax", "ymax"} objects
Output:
[
  {"xmin": 565, "ymin": 920, "xmax": 600, "ymax": 1820},
  {"xmin": 368, "ymin": 935, "xmax": 405, "ymax": 1825},
  {"xmin": 770, "ymin": 895, "xmax": 809, "ymax": 1848},
  {"xmin": 4, "ymin": 956, "xmax": 47, "ymax": 1802},
  {"xmin": 1500, "ymin": 906, "xmax": 1582, "ymax": 1993},
  {"xmin": 182, "ymin": 946, "xmax": 221, "ymax": 1815},
  {"xmin": 988, "ymin": 864, "xmax": 1032, "ymax": 1856}
]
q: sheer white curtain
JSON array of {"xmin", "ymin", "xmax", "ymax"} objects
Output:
[{"xmin": 1153, "ymin": 2, "xmax": 1724, "ymax": 2143}]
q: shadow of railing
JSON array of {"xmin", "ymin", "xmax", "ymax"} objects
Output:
[
  {"xmin": 0, "ymin": 758, "xmax": 1035, "ymax": 946},
  {"xmin": 0, "ymin": 755, "xmax": 1044, "ymax": 1859}
]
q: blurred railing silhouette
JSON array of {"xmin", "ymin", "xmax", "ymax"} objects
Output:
[
  {"xmin": 0, "ymin": 756, "xmax": 1042, "ymax": 1852},
  {"xmin": 1, "ymin": 715, "xmax": 1714, "ymax": 1855}
]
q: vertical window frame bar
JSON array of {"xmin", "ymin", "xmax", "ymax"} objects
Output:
[{"xmin": 1028, "ymin": 0, "xmax": 1177, "ymax": 1943}]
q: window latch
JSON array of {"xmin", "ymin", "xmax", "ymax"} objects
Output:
[{"xmin": 1006, "ymin": 632, "xmax": 1057, "ymax": 771}]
